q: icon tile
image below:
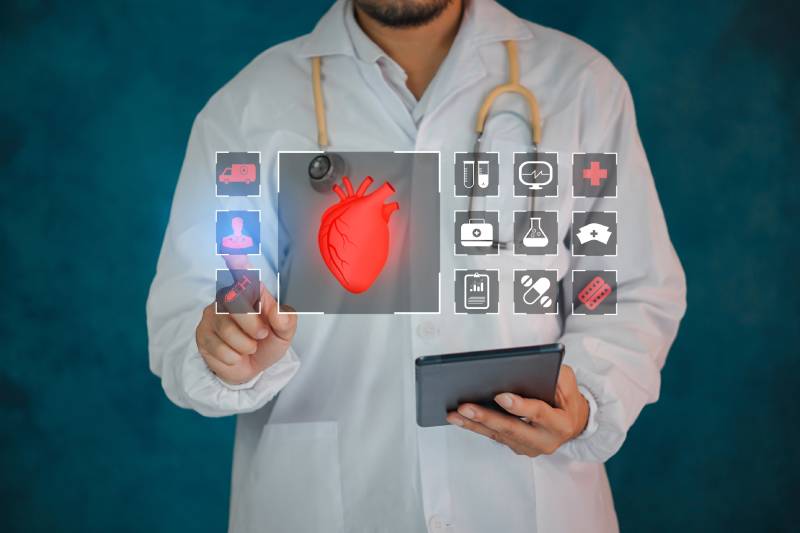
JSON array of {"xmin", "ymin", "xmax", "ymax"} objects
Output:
[
  {"xmin": 513, "ymin": 151, "xmax": 558, "ymax": 197},
  {"xmin": 572, "ymin": 270, "xmax": 617, "ymax": 315},
  {"xmin": 513, "ymin": 211, "xmax": 558, "ymax": 256},
  {"xmin": 216, "ymin": 151, "xmax": 261, "ymax": 197},
  {"xmin": 572, "ymin": 152, "xmax": 617, "ymax": 198},
  {"xmin": 455, "ymin": 269, "xmax": 499, "ymax": 314},
  {"xmin": 514, "ymin": 269, "xmax": 559, "ymax": 314},
  {"xmin": 572, "ymin": 211, "xmax": 618, "ymax": 256},
  {"xmin": 454, "ymin": 152, "xmax": 499, "ymax": 197}
]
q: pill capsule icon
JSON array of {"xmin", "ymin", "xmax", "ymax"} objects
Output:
[{"xmin": 520, "ymin": 274, "xmax": 553, "ymax": 308}]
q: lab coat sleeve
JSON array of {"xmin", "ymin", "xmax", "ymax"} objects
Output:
[
  {"xmin": 558, "ymin": 66, "xmax": 686, "ymax": 462},
  {"xmin": 146, "ymin": 91, "xmax": 300, "ymax": 417}
]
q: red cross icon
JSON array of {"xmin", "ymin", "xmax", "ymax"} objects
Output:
[{"xmin": 582, "ymin": 161, "xmax": 608, "ymax": 187}]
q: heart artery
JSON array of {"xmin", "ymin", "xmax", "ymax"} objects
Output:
[{"xmin": 318, "ymin": 176, "xmax": 399, "ymax": 293}]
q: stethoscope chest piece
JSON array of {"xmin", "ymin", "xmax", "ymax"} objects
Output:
[{"xmin": 308, "ymin": 152, "xmax": 347, "ymax": 193}]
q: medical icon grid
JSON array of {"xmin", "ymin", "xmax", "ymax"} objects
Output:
[
  {"xmin": 453, "ymin": 152, "xmax": 500, "ymax": 197},
  {"xmin": 450, "ymin": 151, "xmax": 620, "ymax": 315},
  {"xmin": 214, "ymin": 152, "xmax": 262, "ymax": 315},
  {"xmin": 212, "ymin": 150, "xmax": 622, "ymax": 314},
  {"xmin": 454, "ymin": 269, "xmax": 499, "ymax": 314}
]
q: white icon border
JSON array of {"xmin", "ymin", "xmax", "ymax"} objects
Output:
[
  {"xmin": 512, "ymin": 269, "xmax": 560, "ymax": 316},
  {"xmin": 512, "ymin": 151, "xmax": 560, "ymax": 198},
  {"xmin": 214, "ymin": 209, "xmax": 262, "ymax": 257},
  {"xmin": 453, "ymin": 151, "xmax": 501, "ymax": 198},
  {"xmin": 453, "ymin": 210, "xmax": 501, "ymax": 257},
  {"xmin": 214, "ymin": 151, "xmax": 262, "ymax": 198},
  {"xmin": 454, "ymin": 268, "xmax": 500, "ymax": 315},
  {"xmin": 512, "ymin": 210, "xmax": 560, "ymax": 257},
  {"xmin": 570, "ymin": 152, "xmax": 619, "ymax": 199},
  {"xmin": 570, "ymin": 211, "xmax": 619, "ymax": 258},
  {"xmin": 273, "ymin": 151, "xmax": 443, "ymax": 315},
  {"xmin": 214, "ymin": 268, "xmax": 262, "ymax": 315}
]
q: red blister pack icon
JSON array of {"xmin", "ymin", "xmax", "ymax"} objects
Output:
[{"xmin": 577, "ymin": 275, "xmax": 612, "ymax": 311}]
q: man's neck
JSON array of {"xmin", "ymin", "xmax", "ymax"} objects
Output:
[{"xmin": 354, "ymin": 0, "xmax": 463, "ymax": 100}]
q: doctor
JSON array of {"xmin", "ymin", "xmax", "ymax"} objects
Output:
[{"xmin": 147, "ymin": 0, "xmax": 686, "ymax": 532}]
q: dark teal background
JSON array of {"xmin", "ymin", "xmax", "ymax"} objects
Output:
[{"xmin": 1, "ymin": 0, "xmax": 798, "ymax": 531}]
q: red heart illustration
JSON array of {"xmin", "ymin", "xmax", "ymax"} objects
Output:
[{"xmin": 318, "ymin": 176, "xmax": 399, "ymax": 293}]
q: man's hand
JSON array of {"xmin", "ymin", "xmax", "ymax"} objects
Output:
[
  {"xmin": 195, "ymin": 256, "xmax": 297, "ymax": 386},
  {"xmin": 446, "ymin": 365, "xmax": 589, "ymax": 457}
]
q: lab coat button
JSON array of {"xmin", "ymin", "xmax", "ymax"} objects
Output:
[
  {"xmin": 428, "ymin": 515, "xmax": 445, "ymax": 532},
  {"xmin": 416, "ymin": 321, "xmax": 438, "ymax": 340}
]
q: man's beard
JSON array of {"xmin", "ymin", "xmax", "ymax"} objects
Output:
[{"xmin": 353, "ymin": 0, "xmax": 454, "ymax": 28}]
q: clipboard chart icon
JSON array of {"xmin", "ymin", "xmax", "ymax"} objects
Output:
[{"xmin": 464, "ymin": 272, "xmax": 490, "ymax": 309}]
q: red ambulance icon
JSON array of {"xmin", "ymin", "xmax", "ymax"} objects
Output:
[{"xmin": 218, "ymin": 163, "xmax": 257, "ymax": 184}]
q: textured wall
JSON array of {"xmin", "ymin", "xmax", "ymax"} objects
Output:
[{"xmin": 1, "ymin": 0, "xmax": 797, "ymax": 531}]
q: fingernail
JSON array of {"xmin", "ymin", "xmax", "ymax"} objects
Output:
[
  {"xmin": 458, "ymin": 406, "xmax": 475, "ymax": 419},
  {"xmin": 256, "ymin": 329, "xmax": 269, "ymax": 339},
  {"xmin": 448, "ymin": 416, "xmax": 464, "ymax": 427},
  {"xmin": 496, "ymin": 393, "xmax": 514, "ymax": 408}
]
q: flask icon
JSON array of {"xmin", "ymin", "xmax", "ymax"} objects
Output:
[{"xmin": 522, "ymin": 217, "xmax": 548, "ymax": 248}]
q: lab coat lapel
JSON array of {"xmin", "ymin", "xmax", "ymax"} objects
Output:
[
  {"xmin": 297, "ymin": 0, "xmax": 353, "ymax": 59},
  {"xmin": 355, "ymin": 61, "xmax": 419, "ymax": 143},
  {"xmin": 299, "ymin": 0, "xmax": 418, "ymax": 144}
]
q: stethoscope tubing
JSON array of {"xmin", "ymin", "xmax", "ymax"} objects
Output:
[{"xmin": 310, "ymin": 40, "xmax": 543, "ymax": 249}]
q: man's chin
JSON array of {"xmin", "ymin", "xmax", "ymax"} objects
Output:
[{"xmin": 353, "ymin": 0, "xmax": 454, "ymax": 28}]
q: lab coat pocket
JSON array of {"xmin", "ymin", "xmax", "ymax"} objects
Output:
[{"xmin": 234, "ymin": 421, "xmax": 344, "ymax": 533}]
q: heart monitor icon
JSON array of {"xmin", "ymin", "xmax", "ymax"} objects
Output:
[{"xmin": 518, "ymin": 160, "xmax": 553, "ymax": 190}]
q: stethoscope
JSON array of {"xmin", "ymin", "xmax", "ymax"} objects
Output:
[{"xmin": 307, "ymin": 40, "xmax": 542, "ymax": 248}]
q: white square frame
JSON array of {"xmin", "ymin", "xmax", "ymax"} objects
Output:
[
  {"xmin": 214, "ymin": 151, "xmax": 262, "ymax": 198},
  {"xmin": 570, "ymin": 152, "xmax": 619, "ymax": 199},
  {"xmin": 512, "ymin": 210, "xmax": 560, "ymax": 257},
  {"xmin": 214, "ymin": 209, "xmax": 262, "ymax": 256},
  {"xmin": 453, "ymin": 268, "xmax": 500, "ymax": 315},
  {"xmin": 512, "ymin": 151, "xmax": 560, "ymax": 198},
  {"xmin": 512, "ymin": 268, "xmax": 560, "ymax": 316},
  {"xmin": 570, "ymin": 210, "xmax": 619, "ymax": 258},
  {"xmin": 214, "ymin": 268, "xmax": 262, "ymax": 315},
  {"xmin": 570, "ymin": 269, "xmax": 618, "ymax": 316},
  {"xmin": 453, "ymin": 151, "xmax": 501, "ymax": 198}
]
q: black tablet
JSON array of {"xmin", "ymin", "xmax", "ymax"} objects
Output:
[{"xmin": 415, "ymin": 343, "xmax": 564, "ymax": 427}]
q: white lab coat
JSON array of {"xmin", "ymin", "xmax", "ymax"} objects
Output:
[{"xmin": 147, "ymin": 1, "xmax": 686, "ymax": 532}]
